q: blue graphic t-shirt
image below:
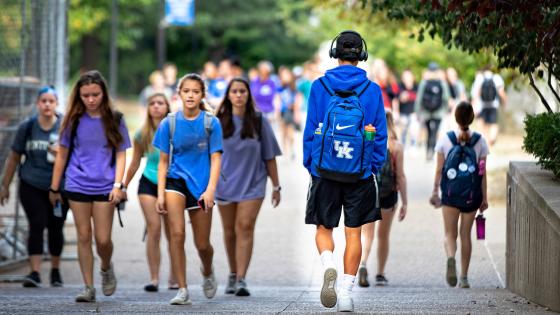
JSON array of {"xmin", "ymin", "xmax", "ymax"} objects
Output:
[{"xmin": 153, "ymin": 111, "xmax": 223, "ymax": 199}]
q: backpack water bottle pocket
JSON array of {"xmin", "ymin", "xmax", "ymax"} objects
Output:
[{"xmin": 317, "ymin": 134, "xmax": 364, "ymax": 183}]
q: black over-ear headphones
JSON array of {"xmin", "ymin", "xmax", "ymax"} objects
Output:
[{"xmin": 329, "ymin": 30, "xmax": 368, "ymax": 62}]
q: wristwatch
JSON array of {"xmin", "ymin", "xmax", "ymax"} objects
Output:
[
  {"xmin": 273, "ymin": 185, "xmax": 282, "ymax": 192},
  {"xmin": 114, "ymin": 182, "xmax": 126, "ymax": 192}
]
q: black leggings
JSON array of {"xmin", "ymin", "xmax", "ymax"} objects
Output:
[
  {"xmin": 19, "ymin": 180, "xmax": 67, "ymax": 256},
  {"xmin": 425, "ymin": 118, "xmax": 442, "ymax": 155}
]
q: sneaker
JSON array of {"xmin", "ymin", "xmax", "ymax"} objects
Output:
[
  {"xmin": 225, "ymin": 273, "xmax": 236, "ymax": 294},
  {"xmin": 100, "ymin": 263, "xmax": 117, "ymax": 296},
  {"xmin": 235, "ymin": 279, "xmax": 250, "ymax": 296},
  {"xmin": 75, "ymin": 286, "xmax": 96, "ymax": 302},
  {"xmin": 337, "ymin": 294, "xmax": 354, "ymax": 312},
  {"xmin": 50, "ymin": 268, "xmax": 63, "ymax": 287},
  {"xmin": 357, "ymin": 265, "xmax": 369, "ymax": 287},
  {"xmin": 375, "ymin": 274, "xmax": 388, "ymax": 286},
  {"xmin": 459, "ymin": 276, "xmax": 470, "ymax": 288},
  {"xmin": 22, "ymin": 271, "xmax": 41, "ymax": 288},
  {"xmin": 201, "ymin": 268, "xmax": 217, "ymax": 299},
  {"xmin": 320, "ymin": 267, "xmax": 337, "ymax": 308},
  {"xmin": 170, "ymin": 288, "xmax": 192, "ymax": 305},
  {"xmin": 144, "ymin": 283, "xmax": 158, "ymax": 292},
  {"xmin": 446, "ymin": 257, "xmax": 457, "ymax": 287}
]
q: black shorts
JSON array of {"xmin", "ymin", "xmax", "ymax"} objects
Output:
[
  {"xmin": 379, "ymin": 191, "xmax": 398, "ymax": 209},
  {"xmin": 65, "ymin": 190, "xmax": 110, "ymax": 202},
  {"xmin": 478, "ymin": 107, "xmax": 498, "ymax": 124},
  {"xmin": 305, "ymin": 175, "xmax": 381, "ymax": 228},
  {"xmin": 138, "ymin": 175, "xmax": 158, "ymax": 197},
  {"xmin": 165, "ymin": 177, "xmax": 199, "ymax": 210},
  {"xmin": 281, "ymin": 110, "xmax": 301, "ymax": 130}
]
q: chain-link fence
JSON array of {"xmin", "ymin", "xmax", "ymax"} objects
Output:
[{"xmin": 0, "ymin": 0, "xmax": 67, "ymax": 269}]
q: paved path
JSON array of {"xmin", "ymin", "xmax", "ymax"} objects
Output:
[{"xmin": 0, "ymin": 126, "xmax": 551, "ymax": 314}]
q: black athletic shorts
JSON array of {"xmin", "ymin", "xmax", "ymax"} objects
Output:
[
  {"xmin": 165, "ymin": 177, "xmax": 200, "ymax": 210},
  {"xmin": 65, "ymin": 191, "xmax": 110, "ymax": 202},
  {"xmin": 379, "ymin": 191, "xmax": 398, "ymax": 209},
  {"xmin": 138, "ymin": 175, "xmax": 158, "ymax": 197},
  {"xmin": 305, "ymin": 175, "xmax": 381, "ymax": 228},
  {"xmin": 478, "ymin": 107, "xmax": 498, "ymax": 124}
]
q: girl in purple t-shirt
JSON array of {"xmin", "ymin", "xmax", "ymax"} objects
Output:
[
  {"xmin": 216, "ymin": 77, "xmax": 282, "ymax": 296},
  {"xmin": 49, "ymin": 70, "xmax": 131, "ymax": 303}
]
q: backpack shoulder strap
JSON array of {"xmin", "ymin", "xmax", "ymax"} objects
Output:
[
  {"xmin": 64, "ymin": 117, "xmax": 80, "ymax": 174},
  {"xmin": 357, "ymin": 80, "xmax": 372, "ymax": 97},
  {"xmin": 469, "ymin": 132, "xmax": 481, "ymax": 147},
  {"xmin": 23, "ymin": 115, "xmax": 37, "ymax": 144},
  {"xmin": 256, "ymin": 112, "xmax": 263, "ymax": 139},
  {"xmin": 110, "ymin": 111, "xmax": 124, "ymax": 167},
  {"xmin": 319, "ymin": 78, "xmax": 334, "ymax": 96},
  {"xmin": 203, "ymin": 111, "xmax": 213, "ymax": 138},
  {"xmin": 167, "ymin": 112, "xmax": 177, "ymax": 166},
  {"xmin": 447, "ymin": 131, "xmax": 458, "ymax": 146}
]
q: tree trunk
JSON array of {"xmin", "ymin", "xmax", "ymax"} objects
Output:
[{"xmin": 80, "ymin": 35, "xmax": 100, "ymax": 73}]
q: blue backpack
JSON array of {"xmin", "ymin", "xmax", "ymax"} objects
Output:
[
  {"xmin": 440, "ymin": 131, "xmax": 483, "ymax": 209},
  {"xmin": 311, "ymin": 78, "xmax": 371, "ymax": 183}
]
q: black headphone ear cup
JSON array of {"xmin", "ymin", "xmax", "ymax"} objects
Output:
[
  {"xmin": 330, "ymin": 47, "xmax": 338, "ymax": 59},
  {"xmin": 361, "ymin": 51, "xmax": 368, "ymax": 62}
]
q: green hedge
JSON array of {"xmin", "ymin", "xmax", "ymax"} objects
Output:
[{"xmin": 523, "ymin": 112, "xmax": 560, "ymax": 179}]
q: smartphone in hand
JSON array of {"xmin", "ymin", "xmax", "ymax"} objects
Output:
[{"xmin": 197, "ymin": 199, "xmax": 206, "ymax": 212}]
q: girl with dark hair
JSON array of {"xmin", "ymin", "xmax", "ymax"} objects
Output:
[
  {"xmin": 215, "ymin": 77, "xmax": 281, "ymax": 296},
  {"xmin": 122, "ymin": 93, "xmax": 177, "ymax": 292},
  {"xmin": 431, "ymin": 101, "xmax": 489, "ymax": 289},
  {"xmin": 153, "ymin": 73, "xmax": 223, "ymax": 305},
  {"xmin": 1, "ymin": 86, "xmax": 67, "ymax": 288},
  {"xmin": 49, "ymin": 70, "xmax": 131, "ymax": 302}
]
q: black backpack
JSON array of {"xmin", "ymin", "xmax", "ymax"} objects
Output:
[
  {"xmin": 480, "ymin": 77, "xmax": 497, "ymax": 103},
  {"xmin": 421, "ymin": 80, "xmax": 444, "ymax": 112},
  {"xmin": 379, "ymin": 149, "xmax": 396, "ymax": 198}
]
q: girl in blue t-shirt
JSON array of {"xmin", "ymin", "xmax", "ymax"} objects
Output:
[
  {"xmin": 122, "ymin": 93, "xmax": 176, "ymax": 292},
  {"xmin": 0, "ymin": 86, "xmax": 67, "ymax": 288},
  {"xmin": 49, "ymin": 70, "xmax": 131, "ymax": 303},
  {"xmin": 153, "ymin": 73, "xmax": 223, "ymax": 305},
  {"xmin": 277, "ymin": 67, "xmax": 300, "ymax": 160}
]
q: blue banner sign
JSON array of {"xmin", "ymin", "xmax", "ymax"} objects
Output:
[{"xmin": 165, "ymin": 0, "xmax": 195, "ymax": 26}]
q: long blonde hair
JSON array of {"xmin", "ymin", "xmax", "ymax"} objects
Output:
[
  {"xmin": 137, "ymin": 93, "xmax": 171, "ymax": 153},
  {"xmin": 385, "ymin": 110, "xmax": 398, "ymax": 152}
]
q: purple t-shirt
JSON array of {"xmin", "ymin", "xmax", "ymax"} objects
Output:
[
  {"xmin": 216, "ymin": 115, "xmax": 281, "ymax": 202},
  {"xmin": 60, "ymin": 112, "xmax": 131, "ymax": 194},
  {"xmin": 250, "ymin": 79, "xmax": 276, "ymax": 113}
]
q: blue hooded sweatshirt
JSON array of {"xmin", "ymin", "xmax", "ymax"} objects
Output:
[{"xmin": 303, "ymin": 65, "xmax": 387, "ymax": 178}]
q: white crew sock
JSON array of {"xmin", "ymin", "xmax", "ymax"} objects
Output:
[
  {"xmin": 340, "ymin": 274, "xmax": 356, "ymax": 297},
  {"xmin": 320, "ymin": 250, "xmax": 336, "ymax": 270}
]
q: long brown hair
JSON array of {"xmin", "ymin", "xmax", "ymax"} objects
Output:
[
  {"xmin": 176, "ymin": 73, "xmax": 209, "ymax": 112},
  {"xmin": 216, "ymin": 77, "xmax": 260, "ymax": 139},
  {"xmin": 385, "ymin": 110, "xmax": 398, "ymax": 152},
  {"xmin": 138, "ymin": 93, "xmax": 171, "ymax": 154},
  {"xmin": 61, "ymin": 70, "xmax": 123, "ymax": 149},
  {"xmin": 455, "ymin": 101, "xmax": 475, "ymax": 143}
]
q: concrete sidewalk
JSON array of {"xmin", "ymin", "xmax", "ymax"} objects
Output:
[{"xmin": 0, "ymin": 142, "xmax": 552, "ymax": 314}]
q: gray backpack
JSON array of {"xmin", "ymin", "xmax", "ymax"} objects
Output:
[{"xmin": 167, "ymin": 111, "xmax": 214, "ymax": 166}]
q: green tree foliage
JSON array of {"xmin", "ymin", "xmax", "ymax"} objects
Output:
[{"xmin": 362, "ymin": 0, "xmax": 560, "ymax": 112}]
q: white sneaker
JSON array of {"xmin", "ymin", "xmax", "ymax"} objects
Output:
[
  {"xmin": 337, "ymin": 294, "xmax": 354, "ymax": 312},
  {"xmin": 100, "ymin": 263, "xmax": 117, "ymax": 296},
  {"xmin": 170, "ymin": 288, "xmax": 192, "ymax": 305},
  {"xmin": 201, "ymin": 268, "xmax": 217, "ymax": 299},
  {"xmin": 75, "ymin": 285, "xmax": 96, "ymax": 303},
  {"xmin": 320, "ymin": 267, "xmax": 337, "ymax": 308}
]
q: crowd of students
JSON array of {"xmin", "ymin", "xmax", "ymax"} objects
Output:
[{"xmin": 0, "ymin": 29, "xmax": 499, "ymax": 312}]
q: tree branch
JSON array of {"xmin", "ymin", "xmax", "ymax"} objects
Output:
[
  {"xmin": 547, "ymin": 63, "xmax": 560, "ymax": 108},
  {"xmin": 529, "ymin": 73, "xmax": 553, "ymax": 113}
]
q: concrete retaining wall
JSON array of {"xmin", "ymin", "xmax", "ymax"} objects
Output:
[{"xmin": 507, "ymin": 161, "xmax": 560, "ymax": 312}]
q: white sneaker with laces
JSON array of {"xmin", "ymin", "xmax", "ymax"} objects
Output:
[
  {"xmin": 225, "ymin": 273, "xmax": 236, "ymax": 294},
  {"xmin": 337, "ymin": 294, "xmax": 354, "ymax": 312},
  {"xmin": 320, "ymin": 267, "xmax": 337, "ymax": 308},
  {"xmin": 170, "ymin": 288, "xmax": 192, "ymax": 305},
  {"xmin": 75, "ymin": 285, "xmax": 96, "ymax": 303},
  {"xmin": 201, "ymin": 268, "xmax": 217, "ymax": 299},
  {"xmin": 100, "ymin": 263, "xmax": 117, "ymax": 296}
]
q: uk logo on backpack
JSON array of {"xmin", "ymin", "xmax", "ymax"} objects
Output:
[
  {"xmin": 440, "ymin": 131, "xmax": 483, "ymax": 209},
  {"xmin": 311, "ymin": 78, "xmax": 371, "ymax": 183}
]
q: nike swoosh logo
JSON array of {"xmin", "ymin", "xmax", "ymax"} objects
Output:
[{"xmin": 335, "ymin": 124, "xmax": 353, "ymax": 130}]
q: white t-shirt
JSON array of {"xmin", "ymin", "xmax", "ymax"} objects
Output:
[
  {"xmin": 470, "ymin": 71, "xmax": 504, "ymax": 110},
  {"xmin": 435, "ymin": 130, "xmax": 490, "ymax": 161}
]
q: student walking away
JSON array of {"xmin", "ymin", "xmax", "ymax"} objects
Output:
[
  {"xmin": 0, "ymin": 86, "xmax": 68, "ymax": 288},
  {"xmin": 278, "ymin": 66, "xmax": 300, "ymax": 160},
  {"xmin": 122, "ymin": 93, "xmax": 178, "ymax": 292},
  {"xmin": 370, "ymin": 58, "xmax": 400, "ymax": 113},
  {"xmin": 250, "ymin": 61, "xmax": 277, "ymax": 121},
  {"xmin": 358, "ymin": 110, "xmax": 407, "ymax": 288},
  {"xmin": 397, "ymin": 69, "xmax": 418, "ymax": 147},
  {"xmin": 153, "ymin": 73, "xmax": 223, "ymax": 305},
  {"xmin": 303, "ymin": 30, "xmax": 387, "ymax": 312},
  {"xmin": 430, "ymin": 101, "xmax": 489, "ymax": 289},
  {"xmin": 49, "ymin": 70, "xmax": 131, "ymax": 302},
  {"xmin": 215, "ymin": 77, "xmax": 282, "ymax": 297},
  {"xmin": 414, "ymin": 62, "xmax": 451, "ymax": 161},
  {"xmin": 470, "ymin": 66, "xmax": 507, "ymax": 146}
]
